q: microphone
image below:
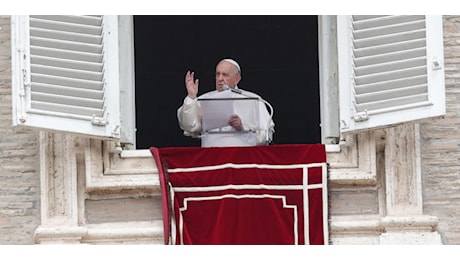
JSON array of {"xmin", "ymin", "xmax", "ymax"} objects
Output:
[{"xmin": 222, "ymin": 84, "xmax": 243, "ymax": 94}]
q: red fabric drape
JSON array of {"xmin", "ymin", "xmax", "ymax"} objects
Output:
[{"xmin": 150, "ymin": 144, "xmax": 327, "ymax": 245}]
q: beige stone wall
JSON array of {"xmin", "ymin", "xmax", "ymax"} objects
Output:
[
  {"xmin": 0, "ymin": 15, "xmax": 40, "ymax": 244},
  {"xmin": 421, "ymin": 15, "xmax": 460, "ymax": 245}
]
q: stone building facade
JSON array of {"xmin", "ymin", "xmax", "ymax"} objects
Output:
[
  {"xmin": 0, "ymin": 15, "xmax": 41, "ymax": 244},
  {"xmin": 0, "ymin": 15, "xmax": 459, "ymax": 244}
]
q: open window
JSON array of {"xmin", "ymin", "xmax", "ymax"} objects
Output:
[{"xmin": 11, "ymin": 15, "xmax": 446, "ymax": 148}]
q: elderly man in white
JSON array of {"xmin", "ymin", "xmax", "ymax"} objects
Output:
[{"xmin": 177, "ymin": 58, "xmax": 275, "ymax": 147}]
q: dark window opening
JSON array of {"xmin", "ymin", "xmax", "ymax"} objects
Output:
[{"xmin": 133, "ymin": 15, "xmax": 320, "ymax": 148}]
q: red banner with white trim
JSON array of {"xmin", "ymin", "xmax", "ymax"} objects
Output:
[{"xmin": 150, "ymin": 144, "xmax": 328, "ymax": 245}]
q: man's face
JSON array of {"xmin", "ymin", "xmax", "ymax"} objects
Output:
[{"xmin": 215, "ymin": 61, "xmax": 241, "ymax": 91}]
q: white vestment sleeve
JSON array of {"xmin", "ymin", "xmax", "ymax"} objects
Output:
[{"xmin": 177, "ymin": 96, "xmax": 202, "ymax": 137}]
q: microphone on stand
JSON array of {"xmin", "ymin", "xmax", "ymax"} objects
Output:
[
  {"xmin": 222, "ymin": 84, "xmax": 242, "ymax": 94},
  {"xmin": 222, "ymin": 85, "xmax": 274, "ymax": 145}
]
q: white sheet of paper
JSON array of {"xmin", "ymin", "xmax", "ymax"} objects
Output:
[{"xmin": 199, "ymin": 90, "xmax": 234, "ymax": 131}]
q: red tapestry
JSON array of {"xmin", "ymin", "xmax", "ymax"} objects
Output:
[{"xmin": 150, "ymin": 144, "xmax": 328, "ymax": 245}]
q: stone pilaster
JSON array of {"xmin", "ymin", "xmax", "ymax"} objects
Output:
[
  {"xmin": 380, "ymin": 124, "xmax": 442, "ymax": 244},
  {"xmin": 34, "ymin": 132, "xmax": 86, "ymax": 243}
]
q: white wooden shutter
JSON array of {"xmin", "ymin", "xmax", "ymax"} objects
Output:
[
  {"xmin": 337, "ymin": 15, "xmax": 446, "ymax": 134},
  {"xmin": 11, "ymin": 15, "xmax": 122, "ymax": 140}
]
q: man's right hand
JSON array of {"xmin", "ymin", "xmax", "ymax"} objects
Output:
[{"xmin": 185, "ymin": 70, "xmax": 199, "ymax": 99}]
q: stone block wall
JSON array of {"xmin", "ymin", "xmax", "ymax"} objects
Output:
[
  {"xmin": 0, "ymin": 15, "xmax": 40, "ymax": 245},
  {"xmin": 421, "ymin": 15, "xmax": 460, "ymax": 245}
]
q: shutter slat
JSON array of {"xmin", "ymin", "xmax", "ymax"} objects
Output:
[
  {"xmin": 355, "ymin": 93, "xmax": 428, "ymax": 112},
  {"xmin": 30, "ymin": 17, "xmax": 102, "ymax": 35},
  {"xmin": 31, "ymin": 74, "xmax": 103, "ymax": 91},
  {"xmin": 31, "ymin": 92, "xmax": 104, "ymax": 109},
  {"xmin": 354, "ymin": 66, "xmax": 427, "ymax": 85},
  {"xmin": 32, "ymin": 64, "xmax": 103, "ymax": 81},
  {"xmin": 30, "ymin": 36, "xmax": 102, "ymax": 54},
  {"xmin": 354, "ymin": 75, "xmax": 427, "ymax": 95},
  {"xmin": 31, "ymin": 101, "xmax": 104, "ymax": 117},
  {"xmin": 352, "ymin": 15, "xmax": 425, "ymax": 30},
  {"xmin": 32, "ymin": 82, "xmax": 104, "ymax": 99},
  {"xmin": 355, "ymin": 57, "xmax": 426, "ymax": 76},
  {"xmin": 351, "ymin": 15, "xmax": 386, "ymax": 22},
  {"xmin": 31, "ymin": 28, "xmax": 102, "ymax": 45},
  {"xmin": 354, "ymin": 40, "xmax": 426, "ymax": 60},
  {"xmin": 31, "ymin": 55, "xmax": 103, "ymax": 72},
  {"xmin": 353, "ymin": 19, "xmax": 425, "ymax": 39},
  {"xmin": 354, "ymin": 47, "xmax": 426, "ymax": 67},
  {"xmin": 30, "ymin": 15, "xmax": 102, "ymax": 26},
  {"xmin": 31, "ymin": 46, "xmax": 102, "ymax": 63},
  {"xmin": 355, "ymin": 84, "xmax": 428, "ymax": 104},
  {"xmin": 353, "ymin": 29, "xmax": 426, "ymax": 49}
]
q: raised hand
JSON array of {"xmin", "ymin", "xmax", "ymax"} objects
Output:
[{"xmin": 185, "ymin": 70, "xmax": 199, "ymax": 99}]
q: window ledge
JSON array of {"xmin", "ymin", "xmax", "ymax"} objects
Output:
[
  {"xmin": 325, "ymin": 144, "xmax": 340, "ymax": 153},
  {"xmin": 120, "ymin": 149, "xmax": 153, "ymax": 158},
  {"xmin": 121, "ymin": 144, "xmax": 340, "ymax": 158}
]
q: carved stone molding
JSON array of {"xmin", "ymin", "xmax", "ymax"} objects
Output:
[
  {"xmin": 84, "ymin": 139, "xmax": 159, "ymax": 192},
  {"xmin": 35, "ymin": 133, "xmax": 163, "ymax": 244},
  {"xmin": 329, "ymin": 215, "xmax": 383, "ymax": 244},
  {"xmin": 83, "ymin": 221, "xmax": 163, "ymax": 244},
  {"xmin": 328, "ymin": 131, "xmax": 377, "ymax": 186}
]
